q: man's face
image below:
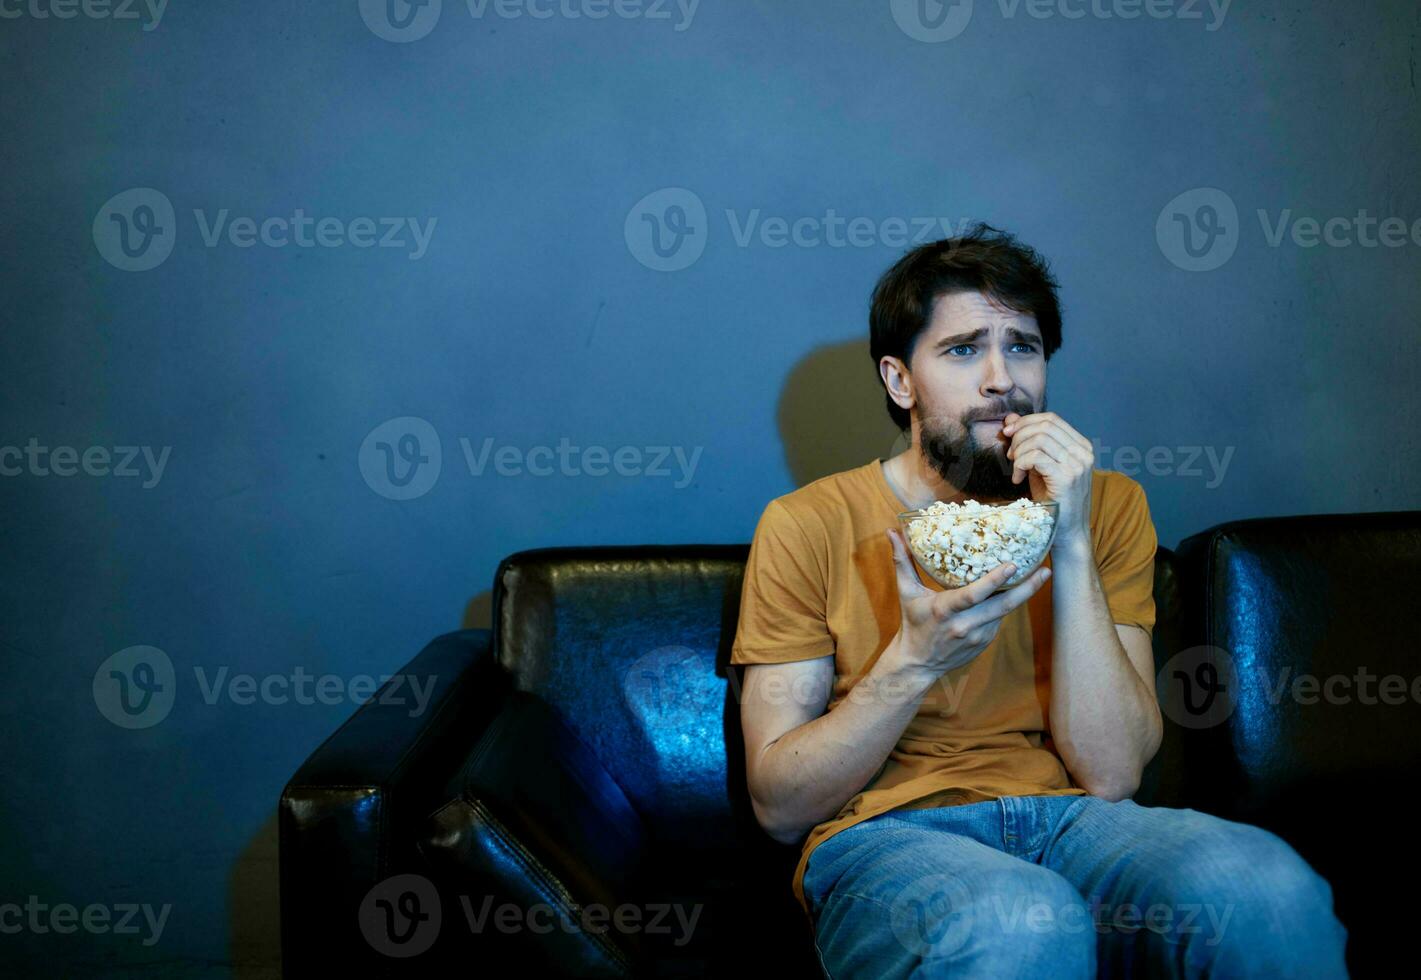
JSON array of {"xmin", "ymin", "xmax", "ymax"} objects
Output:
[{"xmin": 894, "ymin": 290, "xmax": 1047, "ymax": 501}]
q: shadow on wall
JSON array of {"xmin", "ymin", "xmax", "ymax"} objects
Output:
[
  {"xmin": 779, "ymin": 338, "xmax": 905, "ymax": 488},
  {"xmin": 462, "ymin": 591, "xmax": 494, "ymax": 631},
  {"xmin": 230, "ymin": 813, "xmax": 281, "ymax": 980}
]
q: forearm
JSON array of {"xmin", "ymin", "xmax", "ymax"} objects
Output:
[
  {"xmin": 752, "ymin": 637, "xmax": 934, "ymax": 844},
  {"xmin": 1047, "ymin": 540, "xmax": 1161, "ymax": 798}
]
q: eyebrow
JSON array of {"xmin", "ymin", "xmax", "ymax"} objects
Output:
[{"xmin": 932, "ymin": 327, "xmax": 1043, "ymax": 350}]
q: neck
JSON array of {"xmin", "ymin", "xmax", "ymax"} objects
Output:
[{"xmin": 885, "ymin": 451, "xmax": 964, "ymax": 510}]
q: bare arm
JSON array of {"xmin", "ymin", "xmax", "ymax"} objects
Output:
[
  {"xmin": 1046, "ymin": 539, "xmax": 1162, "ymax": 799},
  {"xmin": 740, "ymin": 527, "xmax": 1051, "ymax": 845},
  {"xmin": 740, "ymin": 640, "xmax": 936, "ymax": 845},
  {"xmin": 997, "ymin": 410, "xmax": 1161, "ymax": 800}
]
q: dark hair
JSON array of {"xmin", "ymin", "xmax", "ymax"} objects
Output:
[{"xmin": 869, "ymin": 222, "xmax": 1063, "ymax": 431}]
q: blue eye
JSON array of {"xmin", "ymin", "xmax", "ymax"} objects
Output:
[{"xmin": 946, "ymin": 343, "xmax": 1037, "ymax": 356}]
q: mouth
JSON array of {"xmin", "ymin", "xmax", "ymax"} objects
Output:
[{"xmin": 974, "ymin": 418, "xmax": 1006, "ymax": 425}]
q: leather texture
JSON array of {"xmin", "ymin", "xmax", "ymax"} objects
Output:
[
  {"xmin": 1171, "ymin": 509, "xmax": 1421, "ymax": 977},
  {"xmin": 278, "ymin": 628, "xmax": 509, "ymax": 976},
  {"xmin": 417, "ymin": 690, "xmax": 650, "ymax": 976},
  {"xmin": 279, "ymin": 513, "xmax": 1419, "ymax": 977}
]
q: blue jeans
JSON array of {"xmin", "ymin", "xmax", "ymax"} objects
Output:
[{"xmin": 801, "ymin": 795, "xmax": 1348, "ymax": 978}]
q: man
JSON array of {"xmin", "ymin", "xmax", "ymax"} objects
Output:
[{"xmin": 730, "ymin": 224, "xmax": 1347, "ymax": 977}]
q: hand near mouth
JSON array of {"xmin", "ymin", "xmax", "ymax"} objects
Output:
[{"xmin": 999, "ymin": 411, "xmax": 1096, "ymax": 552}]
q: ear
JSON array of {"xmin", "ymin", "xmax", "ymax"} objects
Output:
[{"xmin": 880, "ymin": 357, "xmax": 914, "ymax": 412}]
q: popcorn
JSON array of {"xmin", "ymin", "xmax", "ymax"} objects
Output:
[{"xmin": 902, "ymin": 498, "xmax": 1056, "ymax": 589}]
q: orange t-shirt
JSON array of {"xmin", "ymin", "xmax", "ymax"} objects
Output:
[{"xmin": 729, "ymin": 457, "xmax": 1158, "ymax": 920}]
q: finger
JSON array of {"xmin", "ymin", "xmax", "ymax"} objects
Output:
[
  {"xmin": 949, "ymin": 565, "xmax": 1053, "ymax": 632},
  {"xmin": 1007, "ymin": 429, "xmax": 1071, "ymax": 466},
  {"xmin": 1005, "ymin": 415, "xmax": 1092, "ymax": 456},
  {"xmin": 1010, "ymin": 423, "xmax": 1093, "ymax": 466},
  {"xmin": 934, "ymin": 558, "xmax": 1020, "ymax": 616},
  {"xmin": 1012, "ymin": 446, "xmax": 1065, "ymax": 484},
  {"xmin": 1011, "ymin": 417, "xmax": 1074, "ymax": 451},
  {"xmin": 886, "ymin": 528, "xmax": 929, "ymax": 597},
  {"xmin": 1009, "ymin": 433, "xmax": 1089, "ymax": 483}
]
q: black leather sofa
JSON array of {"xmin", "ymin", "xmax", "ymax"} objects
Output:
[{"xmin": 279, "ymin": 510, "xmax": 1420, "ymax": 977}]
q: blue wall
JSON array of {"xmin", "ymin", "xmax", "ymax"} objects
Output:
[{"xmin": 2, "ymin": 0, "xmax": 1418, "ymax": 974}]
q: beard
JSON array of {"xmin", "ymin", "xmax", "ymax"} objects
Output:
[{"xmin": 919, "ymin": 409, "xmax": 1036, "ymax": 502}]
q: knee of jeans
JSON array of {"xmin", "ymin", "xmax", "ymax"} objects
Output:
[
  {"xmin": 1164, "ymin": 827, "xmax": 1344, "ymax": 946},
  {"xmin": 1192, "ymin": 844, "xmax": 1347, "ymax": 976}
]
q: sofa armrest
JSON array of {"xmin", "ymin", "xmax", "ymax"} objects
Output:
[
  {"xmin": 417, "ymin": 690, "xmax": 651, "ymax": 977},
  {"xmin": 279, "ymin": 628, "xmax": 508, "ymax": 976}
]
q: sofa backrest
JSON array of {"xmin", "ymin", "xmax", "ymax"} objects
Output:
[
  {"xmin": 491, "ymin": 545, "xmax": 753, "ymax": 858},
  {"xmin": 490, "ymin": 542, "xmax": 1189, "ymax": 846},
  {"xmin": 1168, "ymin": 509, "xmax": 1421, "ymax": 821}
]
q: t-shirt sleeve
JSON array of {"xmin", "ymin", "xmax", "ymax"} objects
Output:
[
  {"xmin": 730, "ymin": 498, "xmax": 836, "ymax": 665},
  {"xmin": 1094, "ymin": 478, "xmax": 1158, "ymax": 637}
]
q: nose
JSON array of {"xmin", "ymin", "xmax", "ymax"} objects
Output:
[{"xmin": 980, "ymin": 346, "xmax": 1014, "ymax": 398}]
